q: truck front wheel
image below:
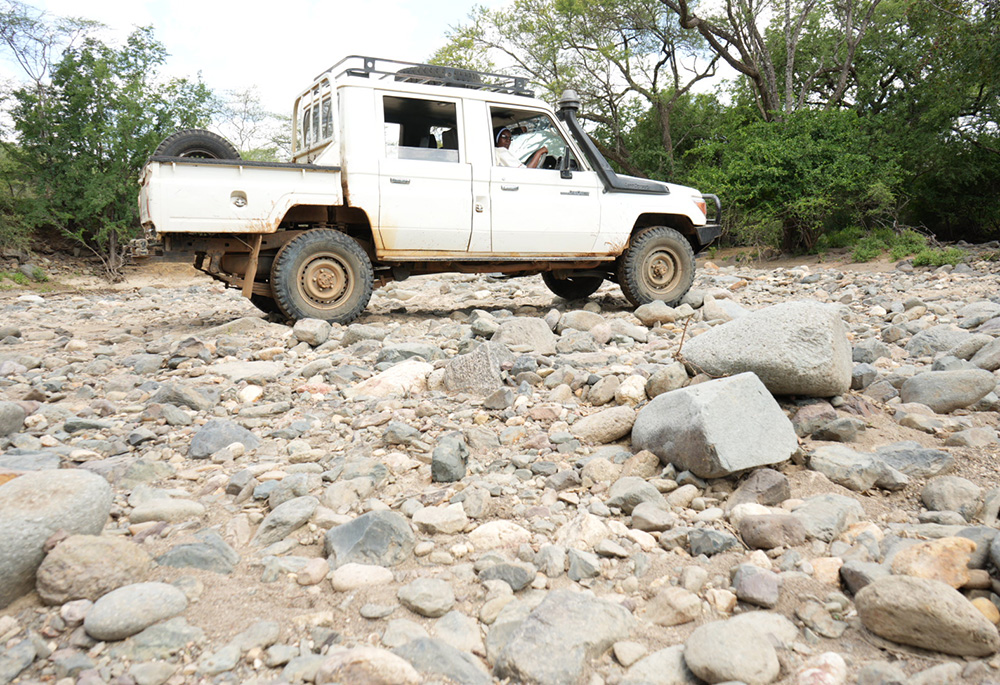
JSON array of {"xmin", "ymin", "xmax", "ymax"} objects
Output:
[
  {"xmin": 270, "ymin": 230, "xmax": 373, "ymax": 324},
  {"xmin": 616, "ymin": 226, "xmax": 695, "ymax": 307},
  {"xmin": 541, "ymin": 271, "xmax": 603, "ymax": 300}
]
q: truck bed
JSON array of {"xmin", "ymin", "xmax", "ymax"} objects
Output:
[{"xmin": 138, "ymin": 156, "xmax": 343, "ymax": 235}]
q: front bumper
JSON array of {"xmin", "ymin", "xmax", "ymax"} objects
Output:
[{"xmin": 695, "ymin": 194, "xmax": 722, "ymax": 250}]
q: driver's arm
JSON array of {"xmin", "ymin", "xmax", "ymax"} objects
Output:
[{"xmin": 525, "ymin": 146, "xmax": 548, "ymax": 169}]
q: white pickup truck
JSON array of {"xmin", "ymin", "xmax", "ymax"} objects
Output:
[{"xmin": 138, "ymin": 56, "xmax": 721, "ymax": 323}]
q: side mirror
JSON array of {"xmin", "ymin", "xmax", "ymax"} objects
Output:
[{"xmin": 560, "ymin": 154, "xmax": 572, "ymax": 179}]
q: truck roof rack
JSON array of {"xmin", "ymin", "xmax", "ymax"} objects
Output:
[{"xmin": 315, "ymin": 56, "xmax": 534, "ymax": 98}]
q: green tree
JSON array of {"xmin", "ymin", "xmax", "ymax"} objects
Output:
[
  {"xmin": 8, "ymin": 26, "xmax": 213, "ymax": 278},
  {"xmin": 432, "ymin": 0, "xmax": 717, "ymax": 177}
]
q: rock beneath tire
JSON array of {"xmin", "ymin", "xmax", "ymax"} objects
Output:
[
  {"xmin": 0, "ymin": 470, "xmax": 112, "ymax": 609},
  {"xmin": 899, "ymin": 369, "xmax": 997, "ymax": 413},
  {"xmin": 855, "ymin": 575, "xmax": 1000, "ymax": 656},
  {"xmin": 683, "ymin": 618, "xmax": 781, "ymax": 684},
  {"xmin": 36, "ymin": 535, "xmax": 151, "ymax": 605},
  {"xmin": 632, "ymin": 372, "xmax": 797, "ymax": 478},
  {"xmin": 682, "ymin": 301, "xmax": 851, "ymax": 397}
]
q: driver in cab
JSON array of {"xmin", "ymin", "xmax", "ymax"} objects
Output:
[{"xmin": 495, "ymin": 127, "xmax": 547, "ymax": 168}]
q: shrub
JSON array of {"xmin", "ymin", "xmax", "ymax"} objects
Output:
[
  {"xmin": 853, "ymin": 235, "xmax": 888, "ymax": 262},
  {"xmin": 912, "ymin": 248, "xmax": 965, "ymax": 267}
]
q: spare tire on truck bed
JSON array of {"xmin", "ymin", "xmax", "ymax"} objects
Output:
[{"xmin": 154, "ymin": 129, "xmax": 241, "ymax": 159}]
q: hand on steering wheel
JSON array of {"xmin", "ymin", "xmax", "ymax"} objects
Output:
[{"xmin": 526, "ymin": 146, "xmax": 548, "ymax": 169}]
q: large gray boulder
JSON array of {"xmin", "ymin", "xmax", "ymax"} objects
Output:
[
  {"xmin": 856, "ymin": 575, "xmax": 1000, "ymax": 656},
  {"xmin": 899, "ymin": 369, "xmax": 997, "ymax": 413},
  {"xmin": 632, "ymin": 373, "xmax": 798, "ymax": 479},
  {"xmin": 682, "ymin": 301, "xmax": 851, "ymax": 396},
  {"xmin": 493, "ymin": 589, "xmax": 635, "ymax": 685},
  {"xmin": 0, "ymin": 470, "xmax": 112, "ymax": 609}
]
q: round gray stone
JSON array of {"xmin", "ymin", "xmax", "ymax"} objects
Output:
[
  {"xmin": 84, "ymin": 582, "xmax": 188, "ymax": 641},
  {"xmin": 0, "ymin": 470, "xmax": 112, "ymax": 609}
]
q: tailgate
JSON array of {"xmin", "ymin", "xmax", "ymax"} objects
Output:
[{"xmin": 139, "ymin": 157, "xmax": 343, "ymax": 235}]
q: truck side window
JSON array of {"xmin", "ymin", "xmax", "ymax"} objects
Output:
[
  {"xmin": 489, "ymin": 107, "xmax": 578, "ymax": 170},
  {"xmin": 383, "ymin": 96, "xmax": 459, "ymax": 163}
]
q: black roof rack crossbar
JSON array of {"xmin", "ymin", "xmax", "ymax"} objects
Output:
[{"xmin": 314, "ymin": 55, "xmax": 534, "ymax": 98}]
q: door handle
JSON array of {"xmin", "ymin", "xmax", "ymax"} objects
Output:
[
  {"xmin": 390, "ymin": 178, "xmax": 410, "ymax": 185},
  {"xmin": 501, "ymin": 185, "xmax": 519, "ymax": 191}
]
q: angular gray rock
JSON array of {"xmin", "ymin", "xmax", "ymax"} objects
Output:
[
  {"xmin": 809, "ymin": 445, "xmax": 888, "ymax": 491},
  {"xmin": 392, "ymin": 638, "xmax": 491, "ymax": 685},
  {"xmin": 632, "ymin": 373, "xmax": 798, "ymax": 478},
  {"xmin": 252, "ymin": 496, "xmax": 318, "ymax": 547},
  {"xmin": 682, "ymin": 301, "xmax": 851, "ymax": 396},
  {"xmin": 432, "ymin": 432, "xmax": 469, "ymax": 483},
  {"xmin": 791, "ymin": 494, "xmax": 864, "ymax": 541},
  {"xmin": 493, "ymin": 589, "xmax": 636, "ymax": 685},
  {"xmin": 899, "ymin": 369, "xmax": 997, "ymax": 413},
  {"xmin": 621, "ymin": 645, "xmax": 699, "ymax": 685},
  {"xmin": 856, "ymin": 575, "xmax": 1000, "ymax": 656},
  {"xmin": 188, "ymin": 419, "xmax": 261, "ymax": 458},
  {"xmin": 491, "ymin": 317, "xmax": 557, "ymax": 355},
  {"xmin": 0, "ymin": 470, "xmax": 112, "ymax": 609},
  {"xmin": 738, "ymin": 515, "xmax": 807, "ymax": 549},
  {"xmin": 36, "ymin": 535, "xmax": 151, "ymax": 605},
  {"xmin": 155, "ymin": 529, "xmax": 240, "ymax": 574},
  {"xmin": 324, "ymin": 510, "xmax": 416, "ymax": 568},
  {"xmin": 84, "ymin": 582, "xmax": 188, "ymax": 641},
  {"xmin": 442, "ymin": 341, "xmax": 515, "ymax": 395},
  {"xmin": 683, "ymin": 618, "xmax": 780, "ymax": 684},
  {"xmin": 606, "ymin": 476, "xmax": 666, "ymax": 514},
  {"xmin": 151, "ymin": 383, "xmax": 217, "ymax": 411},
  {"xmin": 876, "ymin": 442, "xmax": 954, "ymax": 478}
]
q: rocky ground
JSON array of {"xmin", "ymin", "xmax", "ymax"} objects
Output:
[{"xmin": 2, "ymin": 249, "xmax": 1000, "ymax": 685}]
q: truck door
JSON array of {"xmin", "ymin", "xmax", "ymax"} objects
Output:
[
  {"xmin": 377, "ymin": 94, "xmax": 473, "ymax": 252},
  {"xmin": 488, "ymin": 106, "xmax": 601, "ymax": 253}
]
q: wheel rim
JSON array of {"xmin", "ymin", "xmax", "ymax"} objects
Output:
[
  {"xmin": 298, "ymin": 251, "xmax": 353, "ymax": 310},
  {"xmin": 178, "ymin": 148, "xmax": 216, "ymax": 158},
  {"xmin": 641, "ymin": 247, "xmax": 682, "ymax": 295}
]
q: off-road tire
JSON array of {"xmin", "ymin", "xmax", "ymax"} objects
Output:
[
  {"xmin": 249, "ymin": 294, "xmax": 282, "ymax": 315},
  {"xmin": 541, "ymin": 271, "xmax": 603, "ymax": 300},
  {"xmin": 270, "ymin": 229, "xmax": 373, "ymax": 324},
  {"xmin": 616, "ymin": 226, "xmax": 695, "ymax": 307},
  {"xmin": 154, "ymin": 129, "xmax": 241, "ymax": 159}
]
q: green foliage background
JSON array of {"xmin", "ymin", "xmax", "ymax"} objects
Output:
[{"xmin": 1, "ymin": 0, "xmax": 998, "ymax": 273}]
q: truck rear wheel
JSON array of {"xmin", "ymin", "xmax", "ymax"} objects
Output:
[
  {"xmin": 270, "ymin": 229, "xmax": 373, "ymax": 324},
  {"xmin": 616, "ymin": 226, "xmax": 695, "ymax": 307},
  {"xmin": 154, "ymin": 129, "xmax": 241, "ymax": 159},
  {"xmin": 541, "ymin": 271, "xmax": 603, "ymax": 300}
]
